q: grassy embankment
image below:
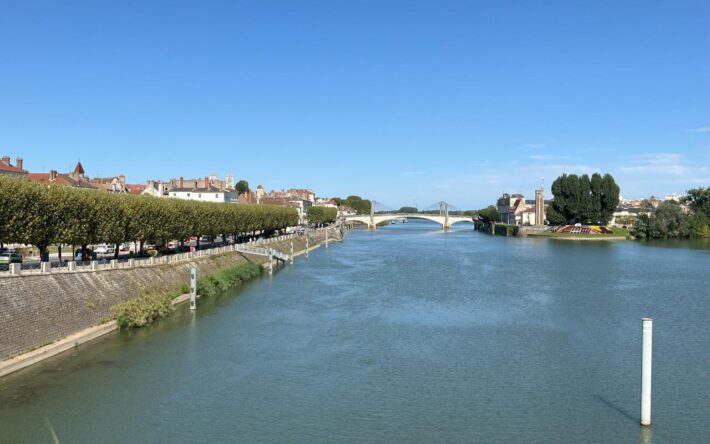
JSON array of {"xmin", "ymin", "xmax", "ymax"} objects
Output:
[
  {"xmin": 527, "ymin": 227, "xmax": 630, "ymax": 239},
  {"xmin": 110, "ymin": 261, "xmax": 262, "ymax": 328}
]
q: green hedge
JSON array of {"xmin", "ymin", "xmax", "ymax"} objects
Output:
[{"xmin": 0, "ymin": 176, "xmax": 299, "ymax": 257}]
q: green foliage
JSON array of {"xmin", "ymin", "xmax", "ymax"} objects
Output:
[
  {"xmin": 545, "ymin": 204, "xmax": 566, "ymax": 225},
  {"xmin": 684, "ymin": 187, "xmax": 710, "ymax": 219},
  {"xmin": 235, "ymin": 180, "xmax": 250, "ymax": 194},
  {"xmin": 196, "ymin": 262, "xmax": 262, "ymax": 298},
  {"xmin": 494, "ymin": 224, "xmax": 519, "ymax": 236},
  {"xmin": 306, "ymin": 206, "xmax": 337, "ymax": 225},
  {"xmin": 399, "ymin": 206, "xmax": 418, "ymax": 213},
  {"xmin": 331, "ymin": 195, "xmax": 371, "ymax": 215},
  {"xmin": 633, "ymin": 201, "xmax": 710, "ymax": 239},
  {"xmin": 478, "ymin": 205, "xmax": 501, "ymax": 222},
  {"xmin": 111, "ymin": 289, "xmax": 176, "ymax": 329},
  {"xmin": 0, "ymin": 176, "xmax": 299, "ymax": 258},
  {"xmin": 550, "ymin": 173, "xmax": 619, "ymax": 224}
]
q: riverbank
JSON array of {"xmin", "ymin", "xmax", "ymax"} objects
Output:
[{"xmin": 0, "ymin": 225, "xmax": 344, "ymax": 378}]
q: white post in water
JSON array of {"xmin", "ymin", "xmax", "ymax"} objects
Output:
[
  {"xmin": 325, "ymin": 230, "xmax": 329, "ymax": 248},
  {"xmin": 290, "ymin": 241, "xmax": 294, "ymax": 265},
  {"xmin": 641, "ymin": 317, "xmax": 653, "ymax": 426},
  {"xmin": 305, "ymin": 237, "xmax": 309, "ymax": 258},
  {"xmin": 190, "ymin": 267, "xmax": 197, "ymax": 311},
  {"xmin": 269, "ymin": 249, "xmax": 273, "ymax": 275}
]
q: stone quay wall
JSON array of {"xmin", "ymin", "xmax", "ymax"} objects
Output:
[{"xmin": 0, "ymin": 226, "xmax": 343, "ymax": 362}]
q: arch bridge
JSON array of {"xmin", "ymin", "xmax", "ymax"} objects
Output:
[{"xmin": 344, "ymin": 201, "xmax": 473, "ymax": 231}]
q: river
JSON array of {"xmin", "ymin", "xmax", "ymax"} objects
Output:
[{"xmin": 1, "ymin": 220, "xmax": 709, "ymax": 443}]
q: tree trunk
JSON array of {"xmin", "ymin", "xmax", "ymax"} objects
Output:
[
  {"xmin": 58, "ymin": 245, "xmax": 62, "ymax": 263},
  {"xmin": 114, "ymin": 244, "xmax": 120, "ymax": 259}
]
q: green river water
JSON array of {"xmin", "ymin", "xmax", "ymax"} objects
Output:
[{"xmin": 1, "ymin": 221, "xmax": 709, "ymax": 443}]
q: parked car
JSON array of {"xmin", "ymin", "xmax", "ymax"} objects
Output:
[
  {"xmin": 94, "ymin": 244, "xmax": 115, "ymax": 255},
  {"xmin": 0, "ymin": 252, "xmax": 23, "ymax": 264},
  {"xmin": 168, "ymin": 240, "xmax": 180, "ymax": 249},
  {"xmin": 119, "ymin": 243, "xmax": 130, "ymax": 252},
  {"xmin": 143, "ymin": 243, "xmax": 157, "ymax": 251},
  {"xmin": 199, "ymin": 235, "xmax": 212, "ymax": 244}
]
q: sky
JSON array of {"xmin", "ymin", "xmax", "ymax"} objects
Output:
[{"xmin": 1, "ymin": 0, "xmax": 708, "ymax": 209}]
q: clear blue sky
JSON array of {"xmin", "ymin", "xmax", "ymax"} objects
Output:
[{"xmin": 1, "ymin": 0, "xmax": 708, "ymax": 208}]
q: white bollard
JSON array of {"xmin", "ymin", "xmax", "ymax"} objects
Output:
[
  {"xmin": 41, "ymin": 262, "xmax": 51, "ymax": 273},
  {"xmin": 325, "ymin": 230, "xmax": 328, "ymax": 248},
  {"xmin": 269, "ymin": 249, "xmax": 273, "ymax": 275},
  {"xmin": 128, "ymin": 258, "xmax": 135, "ymax": 268},
  {"xmin": 91, "ymin": 260, "xmax": 98, "ymax": 270},
  {"xmin": 9, "ymin": 263, "xmax": 21, "ymax": 275},
  {"xmin": 111, "ymin": 259, "xmax": 118, "ymax": 269},
  {"xmin": 190, "ymin": 267, "xmax": 197, "ymax": 310},
  {"xmin": 67, "ymin": 261, "xmax": 76, "ymax": 272},
  {"xmin": 305, "ymin": 237, "xmax": 309, "ymax": 258},
  {"xmin": 641, "ymin": 318, "xmax": 653, "ymax": 426}
]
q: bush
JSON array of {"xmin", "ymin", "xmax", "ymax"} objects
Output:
[
  {"xmin": 110, "ymin": 289, "xmax": 176, "ymax": 329},
  {"xmin": 197, "ymin": 262, "xmax": 262, "ymax": 298}
]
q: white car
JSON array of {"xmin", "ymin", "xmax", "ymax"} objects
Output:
[{"xmin": 95, "ymin": 244, "xmax": 115, "ymax": 254}]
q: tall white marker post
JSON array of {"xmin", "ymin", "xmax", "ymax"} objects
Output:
[
  {"xmin": 290, "ymin": 241, "xmax": 294, "ymax": 265},
  {"xmin": 325, "ymin": 230, "xmax": 329, "ymax": 248},
  {"xmin": 190, "ymin": 267, "xmax": 197, "ymax": 311},
  {"xmin": 305, "ymin": 237, "xmax": 309, "ymax": 258},
  {"xmin": 641, "ymin": 317, "xmax": 653, "ymax": 426}
]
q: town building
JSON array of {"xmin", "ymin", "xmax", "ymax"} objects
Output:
[
  {"xmin": 0, "ymin": 155, "xmax": 27, "ymax": 178},
  {"xmin": 165, "ymin": 177, "xmax": 237, "ymax": 203},
  {"xmin": 496, "ymin": 193, "xmax": 527, "ymax": 225}
]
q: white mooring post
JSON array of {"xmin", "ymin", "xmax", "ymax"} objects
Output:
[
  {"xmin": 641, "ymin": 318, "xmax": 653, "ymax": 426},
  {"xmin": 269, "ymin": 249, "xmax": 273, "ymax": 275},
  {"xmin": 325, "ymin": 230, "xmax": 329, "ymax": 248},
  {"xmin": 305, "ymin": 237, "xmax": 309, "ymax": 258},
  {"xmin": 290, "ymin": 241, "xmax": 294, "ymax": 265},
  {"xmin": 190, "ymin": 267, "xmax": 197, "ymax": 310}
]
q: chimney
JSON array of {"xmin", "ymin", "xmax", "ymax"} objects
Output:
[
  {"xmin": 1, "ymin": 155, "xmax": 9, "ymax": 165},
  {"xmin": 15, "ymin": 157, "xmax": 23, "ymax": 171},
  {"xmin": 179, "ymin": 176, "xmax": 184, "ymax": 188},
  {"xmin": 118, "ymin": 174, "xmax": 125, "ymax": 186},
  {"xmin": 49, "ymin": 170, "xmax": 57, "ymax": 181},
  {"xmin": 204, "ymin": 177, "xmax": 209, "ymax": 189}
]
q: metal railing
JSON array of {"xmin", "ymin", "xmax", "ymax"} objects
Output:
[{"xmin": 0, "ymin": 227, "xmax": 336, "ymax": 278}]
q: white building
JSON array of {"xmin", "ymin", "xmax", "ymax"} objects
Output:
[{"xmin": 168, "ymin": 186, "xmax": 237, "ymax": 203}]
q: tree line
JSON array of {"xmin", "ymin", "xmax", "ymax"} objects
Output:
[
  {"xmin": 306, "ymin": 206, "xmax": 337, "ymax": 226},
  {"xmin": 633, "ymin": 187, "xmax": 710, "ymax": 239},
  {"xmin": 0, "ymin": 176, "xmax": 299, "ymax": 261},
  {"xmin": 331, "ymin": 195, "xmax": 371, "ymax": 215}
]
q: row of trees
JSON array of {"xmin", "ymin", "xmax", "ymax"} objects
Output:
[
  {"xmin": 634, "ymin": 187, "xmax": 710, "ymax": 239},
  {"xmin": 332, "ymin": 195, "xmax": 371, "ymax": 215},
  {"xmin": 550, "ymin": 173, "xmax": 620, "ymax": 225},
  {"xmin": 0, "ymin": 176, "xmax": 299, "ymax": 261},
  {"xmin": 306, "ymin": 206, "xmax": 337, "ymax": 226}
]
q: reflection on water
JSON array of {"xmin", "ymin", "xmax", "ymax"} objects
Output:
[{"xmin": 1, "ymin": 220, "xmax": 709, "ymax": 443}]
